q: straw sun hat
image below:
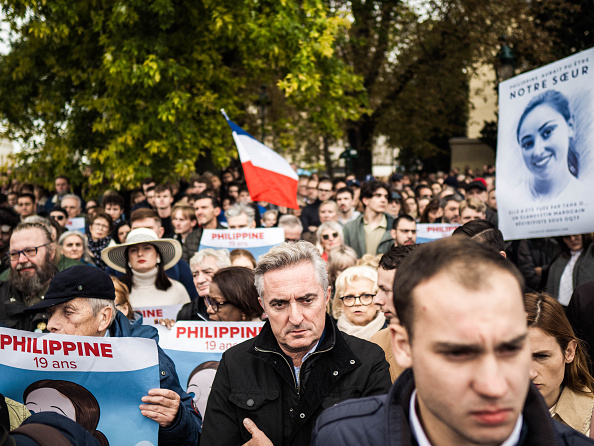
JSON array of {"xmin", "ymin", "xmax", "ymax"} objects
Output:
[{"xmin": 101, "ymin": 228, "xmax": 182, "ymax": 273}]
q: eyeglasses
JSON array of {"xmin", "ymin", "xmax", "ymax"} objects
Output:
[
  {"xmin": 92, "ymin": 223, "xmax": 110, "ymax": 230},
  {"xmin": 205, "ymin": 296, "xmax": 233, "ymax": 312},
  {"xmin": 8, "ymin": 244, "xmax": 49, "ymax": 261},
  {"xmin": 318, "ymin": 188, "xmax": 333, "ymax": 193},
  {"xmin": 340, "ymin": 293, "xmax": 376, "ymax": 307},
  {"xmin": 51, "ymin": 215, "xmax": 66, "ymax": 221},
  {"xmin": 321, "ymin": 232, "xmax": 339, "ymax": 240}
]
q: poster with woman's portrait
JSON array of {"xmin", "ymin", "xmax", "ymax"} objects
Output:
[
  {"xmin": 497, "ymin": 47, "xmax": 594, "ymax": 240},
  {"xmin": 0, "ymin": 328, "xmax": 160, "ymax": 446}
]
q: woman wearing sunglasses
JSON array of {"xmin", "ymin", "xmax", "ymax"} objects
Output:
[
  {"xmin": 332, "ymin": 266, "xmax": 385, "ymax": 341},
  {"xmin": 316, "ymin": 221, "xmax": 343, "ymax": 262}
]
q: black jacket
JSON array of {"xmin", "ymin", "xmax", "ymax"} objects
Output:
[
  {"xmin": 201, "ymin": 315, "xmax": 391, "ymax": 446},
  {"xmin": 567, "ymin": 280, "xmax": 594, "ymax": 372},
  {"xmin": 0, "ymin": 281, "xmax": 49, "ymax": 332},
  {"xmin": 312, "ymin": 368, "xmax": 594, "ymax": 446}
]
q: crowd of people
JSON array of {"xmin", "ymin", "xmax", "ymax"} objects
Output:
[{"xmin": 1, "ymin": 163, "xmax": 594, "ymax": 445}]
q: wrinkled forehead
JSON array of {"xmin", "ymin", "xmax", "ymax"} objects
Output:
[{"xmin": 11, "ymin": 228, "xmax": 47, "ymax": 249}]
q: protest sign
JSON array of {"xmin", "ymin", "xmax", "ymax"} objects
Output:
[
  {"xmin": 497, "ymin": 47, "xmax": 594, "ymax": 240},
  {"xmin": 0, "ymin": 327, "xmax": 160, "ymax": 446},
  {"xmin": 416, "ymin": 223, "xmax": 459, "ymax": 243},
  {"xmin": 65, "ymin": 217, "xmax": 85, "ymax": 234},
  {"xmin": 158, "ymin": 321, "xmax": 264, "ymax": 417},
  {"xmin": 136, "ymin": 304, "xmax": 185, "ymax": 326},
  {"xmin": 199, "ymin": 228, "xmax": 284, "ymax": 260}
]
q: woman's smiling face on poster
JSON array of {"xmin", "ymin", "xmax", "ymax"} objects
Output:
[{"xmin": 518, "ymin": 103, "xmax": 574, "ymax": 182}]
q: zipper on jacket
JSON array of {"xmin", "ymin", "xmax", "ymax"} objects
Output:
[{"xmin": 255, "ymin": 343, "xmax": 334, "ymax": 395}]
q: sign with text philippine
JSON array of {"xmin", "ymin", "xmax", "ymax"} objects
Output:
[
  {"xmin": 199, "ymin": 228, "xmax": 284, "ymax": 261},
  {"xmin": 497, "ymin": 47, "xmax": 594, "ymax": 240},
  {"xmin": 0, "ymin": 328, "xmax": 160, "ymax": 446},
  {"xmin": 158, "ymin": 321, "xmax": 264, "ymax": 418},
  {"xmin": 416, "ymin": 223, "xmax": 459, "ymax": 243}
]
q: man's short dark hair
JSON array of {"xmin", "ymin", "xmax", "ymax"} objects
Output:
[
  {"xmin": 194, "ymin": 194, "xmax": 220, "ymax": 209},
  {"xmin": 361, "ymin": 180, "xmax": 390, "ymax": 200},
  {"xmin": 0, "ymin": 207, "xmax": 20, "ymax": 229},
  {"xmin": 17, "ymin": 193, "xmax": 35, "ymax": 203},
  {"xmin": 439, "ymin": 193, "xmax": 462, "ymax": 210},
  {"xmin": 102, "ymin": 193, "xmax": 125, "ymax": 209},
  {"xmin": 142, "ymin": 177, "xmax": 156, "ymax": 186},
  {"xmin": 392, "ymin": 214, "xmax": 415, "ymax": 231},
  {"xmin": 130, "ymin": 208, "xmax": 161, "ymax": 226},
  {"xmin": 335, "ymin": 187, "xmax": 354, "ymax": 199},
  {"xmin": 452, "ymin": 220, "xmax": 505, "ymax": 253},
  {"xmin": 378, "ymin": 244, "xmax": 420, "ymax": 271},
  {"xmin": 393, "ymin": 237, "xmax": 524, "ymax": 339},
  {"xmin": 154, "ymin": 184, "xmax": 172, "ymax": 195},
  {"xmin": 55, "ymin": 175, "xmax": 70, "ymax": 183},
  {"xmin": 415, "ymin": 184, "xmax": 432, "ymax": 198}
]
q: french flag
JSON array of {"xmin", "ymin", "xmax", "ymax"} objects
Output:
[{"xmin": 222, "ymin": 109, "xmax": 299, "ymax": 209}]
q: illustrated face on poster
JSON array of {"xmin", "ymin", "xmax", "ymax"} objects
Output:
[
  {"xmin": 186, "ymin": 361, "xmax": 219, "ymax": 418},
  {"xmin": 24, "ymin": 379, "xmax": 108, "ymax": 445},
  {"xmin": 496, "ymin": 48, "xmax": 594, "ymax": 240}
]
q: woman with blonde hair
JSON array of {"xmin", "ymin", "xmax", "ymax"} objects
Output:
[
  {"xmin": 333, "ymin": 266, "xmax": 385, "ymax": 341},
  {"xmin": 525, "ymin": 292, "xmax": 594, "ymax": 436}
]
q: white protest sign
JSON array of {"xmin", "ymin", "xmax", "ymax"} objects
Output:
[
  {"xmin": 416, "ymin": 223, "xmax": 459, "ymax": 243},
  {"xmin": 199, "ymin": 228, "xmax": 284, "ymax": 260},
  {"xmin": 0, "ymin": 328, "xmax": 160, "ymax": 446},
  {"xmin": 497, "ymin": 47, "xmax": 594, "ymax": 240}
]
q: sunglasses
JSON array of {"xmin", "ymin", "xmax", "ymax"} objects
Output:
[
  {"xmin": 322, "ymin": 232, "xmax": 339, "ymax": 240},
  {"xmin": 51, "ymin": 215, "xmax": 66, "ymax": 221}
]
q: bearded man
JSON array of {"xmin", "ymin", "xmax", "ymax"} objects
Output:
[{"xmin": 0, "ymin": 222, "xmax": 58, "ymax": 331}]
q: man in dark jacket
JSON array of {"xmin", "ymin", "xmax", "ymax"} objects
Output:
[
  {"xmin": 0, "ymin": 222, "xmax": 59, "ymax": 332},
  {"xmin": 201, "ymin": 241, "xmax": 391, "ymax": 446},
  {"xmin": 312, "ymin": 237, "xmax": 594, "ymax": 446},
  {"xmin": 27, "ymin": 265, "xmax": 202, "ymax": 446}
]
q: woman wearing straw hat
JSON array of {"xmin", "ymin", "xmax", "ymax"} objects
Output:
[{"xmin": 101, "ymin": 228, "xmax": 190, "ymax": 308}]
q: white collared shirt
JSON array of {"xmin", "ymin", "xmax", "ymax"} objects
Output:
[{"xmin": 409, "ymin": 389, "xmax": 523, "ymax": 446}]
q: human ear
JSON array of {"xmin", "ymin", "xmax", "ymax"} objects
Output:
[
  {"xmin": 390, "ymin": 322, "xmax": 413, "ymax": 369},
  {"xmin": 98, "ymin": 306, "xmax": 114, "ymax": 333},
  {"xmin": 565, "ymin": 339, "xmax": 577, "ymax": 364}
]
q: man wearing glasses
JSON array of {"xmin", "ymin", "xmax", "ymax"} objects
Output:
[
  {"xmin": 343, "ymin": 180, "xmax": 395, "ymax": 258},
  {"xmin": 202, "ymin": 241, "xmax": 390, "ymax": 446},
  {"xmin": 49, "ymin": 207, "xmax": 69, "ymax": 228},
  {"xmin": 0, "ymin": 222, "xmax": 58, "ymax": 331}
]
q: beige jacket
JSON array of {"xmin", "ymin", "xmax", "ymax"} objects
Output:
[
  {"xmin": 369, "ymin": 328, "xmax": 405, "ymax": 383},
  {"xmin": 550, "ymin": 386, "xmax": 594, "ymax": 437},
  {"xmin": 6, "ymin": 397, "xmax": 30, "ymax": 430}
]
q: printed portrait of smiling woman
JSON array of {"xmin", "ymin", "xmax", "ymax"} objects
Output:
[{"xmin": 516, "ymin": 90, "xmax": 580, "ymax": 200}]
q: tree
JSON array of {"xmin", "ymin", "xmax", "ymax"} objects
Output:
[
  {"xmin": 0, "ymin": 0, "xmax": 365, "ymax": 191},
  {"xmin": 327, "ymin": 0, "xmax": 577, "ymax": 175}
]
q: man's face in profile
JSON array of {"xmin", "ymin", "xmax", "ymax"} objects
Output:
[{"xmin": 391, "ymin": 269, "xmax": 530, "ymax": 445}]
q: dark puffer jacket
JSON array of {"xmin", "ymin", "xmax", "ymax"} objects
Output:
[
  {"xmin": 201, "ymin": 315, "xmax": 391, "ymax": 446},
  {"xmin": 312, "ymin": 368, "xmax": 594, "ymax": 446}
]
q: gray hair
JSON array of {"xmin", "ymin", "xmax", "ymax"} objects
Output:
[
  {"xmin": 88, "ymin": 298, "xmax": 117, "ymax": 325},
  {"xmin": 61, "ymin": 194, "xmax": 82, "ymax": 209},
  {"xmin": 439, "ymin": 193, "xmax": 462, "ymax": 210},
  {"xmin": 278, "ymin": 214, "xmax": 303, "ymax": 231},
  {"xmin": 58, "ymin": 231, "xmax": 94, "ymax": 263},
  {"xmin": 190, "ymin": 248, "xmax": 231, "ymax": 270},
  {"xmin": 254, "ymin": 241, "xmax": 328, "ymax": 296},
  {"xmin": 225, "ymin": 203, "xmax": 255, "ymax": 226},
  {"xmin": 316, "ymin": 221, "xmax": 343, "ymax": 245}
]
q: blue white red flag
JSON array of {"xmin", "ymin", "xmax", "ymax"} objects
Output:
[{"xmin": 222, "ymin": 109, "xmax": 299, "ymax": 209}]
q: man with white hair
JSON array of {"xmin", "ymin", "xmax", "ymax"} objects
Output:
[
  {"xmin": 278, "ymin": 214, "xmax": 303, "ymax": 242},
  {"xmin": 225, "ymin": 203, "xmax": 256, "ymax": 229},
  {"xmin": 60, "ymin": 194, "xmax": 83, "ymax": 219},
  {"xmin": 201, "ymin": 241, "xmax": 390, "ymax": 445}
]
